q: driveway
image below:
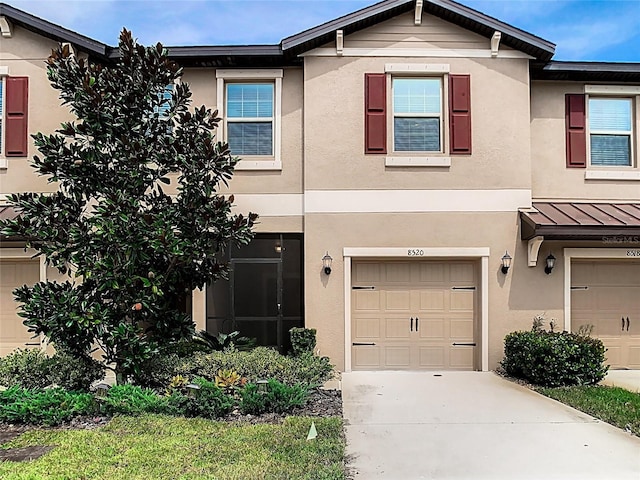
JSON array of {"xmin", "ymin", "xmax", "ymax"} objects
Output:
[{"xmin": 343, "ymin": 371, "xmax": 640, "ymax": 479}]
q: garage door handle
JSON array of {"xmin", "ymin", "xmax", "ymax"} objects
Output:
[
  {"xmin": 622, "ymin": 317, "xmax": 626, "ymax": 331},
  {"xmin": 416, "ymin": 317, "xmax": 419, "ymax": 332},
  {"xmin": 627, "ymin": 317, "xmax": 630, "ymax": 332},
  {"xmin": 25, "ymin": 343, "xmax": 41, "ymax": 346},
  {"xmin": 452, "ymin": 342, "xmax": 476, "ymax": 346},
  {"xmin": 352, "ymin": 342, "xmax": 376, "ymax": 346},
  {"xmin": 410, "ymin": 317, "xmax": 413, "ymax": 331}
]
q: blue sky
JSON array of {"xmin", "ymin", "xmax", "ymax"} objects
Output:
[{"xmin": 5, "ymin": 0, "xmax": 640, "ymax": 62}]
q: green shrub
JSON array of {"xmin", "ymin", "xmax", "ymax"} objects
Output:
[
  {"xmin": 502, "ymin": 330, "xmax": 608, "ymax": 387},
  {"xmin": 240, "ymin": 379, "xmax": 308, "ymax": 415},
  {"xmin": 132, "ymin": 353, "xmax": 182, "ymax": 389},
  {"xmin": 176, "ymin": 347, "xmax": 333, "ymax": 386},
  {"xmin": 166, "ymin": 377, "xmax": 234, "ymax": 419},
  {"xmin": 0, "ymin": 348, "xmax": 104, "ymax": 391},
  {"xmin": 289, "ymin": 327, "xmax": 317, "ymax": 356},
  {"xmin": 101, "ymin": 384, "xmax": 168, "ymax": 416},
  {"xmin": 0, "ymin": 386, "xmax": 94, "ymax": 426},
  {"xmin": 0, "ymin": 349, "xmax": 52, "ymax": 389}
]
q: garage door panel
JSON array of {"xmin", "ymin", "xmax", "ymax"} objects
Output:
[
  {"xmin": 419, "ymin": 318, "xmax": 445, "ymax": 339},
  {"xmin": 385, "ymin": 263, "xmax": 412, "ymax": 283},
  {"xmin": 450, "ymin": 318, "xmax": 474, "ymax": 339},
  {"xmin": 0, "ymin": 260, "xmax": 40, "ymax": 355},
  {"xmin": 354, "ymin": 316, "xmax": 381, "ymax": 338},
  {"xmin": 352, "ymin": 260, "xmax": 477, "ymax": 371},
  {"xmin": 450, "ymin": 346, "xmax": 474, "ymax": 369},
  {"xmin": 418, "ymin": 346, "xmax": 445, "ymax": 369},
  {"xmin": 385, "ymin": 317, "xmax": 411, "ymax": 338},
  {"xmin": 353, "ymin": 346, "xmax": 381, "ymax": 368},
  {"xmin": 354, "ymin": 290, "xmax": 380, "ymax": 311},
  {"xmin": 385, "ymin": 347, "xmax": 411, "ymax": 367},
  {"xmin": 572, "ymin": 261, "xmax": 640, "ymax": 369},
  {"xmin": 449, "ymin": 263, "xmax": 474, "ymax": 284},
  {"xmin": 450, "ymin": 291, "xmax": 474, "ymax": 311},
  {"xmin": 418, "ymin": 263, "xmax": 445, "ymax": 283},
  {"xmin": 385, "ymin": 291, "xmax": 411, "ymax": 310},
  {"xmin": 418, "ymin": 290, "xmax": 445, "ymax": 311}
]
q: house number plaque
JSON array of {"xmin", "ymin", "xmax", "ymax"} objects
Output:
[
  {"xmin": 407, "ymin": 249, "xmax": 425, "ymax": 256},
  {"xmin": 627, "ymin": 249, "xmax": 640, "ymax": 257}
]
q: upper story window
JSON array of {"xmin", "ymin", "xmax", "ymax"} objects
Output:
[
  {"xmin": 226, "ymin": 83, "xmax": 274, "ymax": 156},
  {"xmin": 589, "ymin": 98, "xmax": 632, "ymax": 167},
  {"xmin": 0, "ymin": 71, "xmax": 29, "ymax": 168},
  {"xmin": 216, "ymin": 69, "xmax": 282, "ymax": 171},
  {"xmin": 392, "ymin": 78, "xmax": 442, "ymax": 153},
  {"xmin": 0, "ymin": 77, "xmax": 4, "ymax": 158}
]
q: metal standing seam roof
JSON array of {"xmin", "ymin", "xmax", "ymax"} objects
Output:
[{"xmin": 520, "ymin": 202, "xmax": 640, "ymax": 240}]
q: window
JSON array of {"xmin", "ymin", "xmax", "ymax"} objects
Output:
[
  {"xmin": 589, "ymin": 98, "xmax": 632, "ymax": 166},
  {"xmin": 392, "ymin": 78, "xmax": 442, "ymax": 152},
  {"xmin": 0, "ymin": 72, "xmax": 29, "ymax": 167},
  {"xmin": 226, "ymin": 83, "xmax": 273, "ymax": 156},
  {"xmin": 216, "ymin": 69, "xmax": 282, "ymax": 170},
  {"xmin": 0, "ymin": 77, "xmax": 4, "ymax": 158}
]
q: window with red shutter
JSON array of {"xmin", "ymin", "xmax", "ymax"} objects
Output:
[
  {"xmin": 565, "ymin": 94, "xmax": 586, "ymax": 168},
  {"xmin": 364, "ymin": 73, "xmax": 386, "ymax": 154},
  {"xmin": 449, "ymin": 74, "xmax": 471, "ymax": 155},
  {"xmin": 4, "ymin": 76, "xmax": 29, "ymax": 157}
]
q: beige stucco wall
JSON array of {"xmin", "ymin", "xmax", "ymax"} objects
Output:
[
  {"xmin": 531, "ymin": 81, "xmax": 640, "ymax": 201},
  {"xmin": 303, "ymin": 54, "xmax": 531, "ymax": 191},
  {"xmin": 304, "ymin": 212, "xmax": 564, "ymax": 372},
  {"xmin": 0, "ymin": 26, "xmax": 72, "ymax": 194}
]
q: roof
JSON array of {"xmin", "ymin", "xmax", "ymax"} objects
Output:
[
  {"xmin": 0, "ymin": 3, "xmax": 111, "ymax": 59},
  {"xmin": 532, "ymin": 61, "xmax": 640, "ymax": 82},
  {"xmin": 520, "ymin": 202, "xmax": 640, "ymax": 240},
  {"xmin": 282, "ymin": 0, "xmax": 555, "ymax": 61}
]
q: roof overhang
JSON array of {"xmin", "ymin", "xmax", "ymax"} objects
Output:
[
  {"xmin": 520, "ymin": 202, "xmax": 640, "ymax": 241},
  {"xmin": 532, "ymin": 61, "xmax": 640, "ymax": 82},
  {"xmin": 282, "ymin": 0, "xmax": 555, "ymax": 61}
]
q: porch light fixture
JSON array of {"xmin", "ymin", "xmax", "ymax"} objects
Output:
[
  {"xmin": 500, "ymin": 251, "xmax": 512, "ymax": 274},
  {"xmin": 544, "ymin": 253, "xmax": 556, "ymax": 275},
  {"xmin": 275, "ymin": 243, "xmax": 283, "ymax": 253},
  {"xmin": 322, "ymin": 252, "xmax": 333, "ymax": 275}
]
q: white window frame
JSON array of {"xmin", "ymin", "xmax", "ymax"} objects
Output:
[
  {"xmin": 584, "ymin": 85, "xmax": 640, "ymax": 180},
  {"xmin": 384, "ymin": 63, "xmax": 451, "ymax": 167},
  {"xmin": 216, "ymin": 69, "xmax": 282, "ymax": 171},
  {"xmin": 0, "ymin": 66, "xmax": 8, "ymax": 169}
]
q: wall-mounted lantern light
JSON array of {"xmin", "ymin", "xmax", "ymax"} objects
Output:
[
  {"xmin": 501, "ymin": 251, "xmax": 512, "ymax": 274},
  {"xmin": 544, "ymin": 253, "xmax": 556, "ymax": 275},
  {"xmin": 322, "ymin": 252, "xmax": 333, "ymax": 275}
]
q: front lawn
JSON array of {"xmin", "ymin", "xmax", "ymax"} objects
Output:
[
  {"xmin": 537, "ymin": 385, "xmax": 640, "ymax": 436},
  {"xmin": 0, "ymin": 415, "xmax": 345, "ymax": 480}
]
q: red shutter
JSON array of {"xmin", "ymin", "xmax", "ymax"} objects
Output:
[
  {"xmin": 364, "ymin": 73, "xmax": 386, "ymax": 154},
  {"xmin": 5, "ymin": 76, "xmax": 29, "ymax": 157},
  {"xmin": 449, "ymin": 74, "xmax": 471, "ymax": 155},
  {"xmin": 565, "ymin": 94, "xmax": 586, "ymax": 168}
]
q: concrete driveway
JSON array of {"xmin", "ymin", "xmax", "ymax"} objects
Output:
[{"xmin": 343, "ymin": 371, "xmax": 640, "ymax": 479}]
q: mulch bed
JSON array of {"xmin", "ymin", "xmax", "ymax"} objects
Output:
[{"xmin": 0, "ymin": 388, "xmax": 343, "ymax": 462}]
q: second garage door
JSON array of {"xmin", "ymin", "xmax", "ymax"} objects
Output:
[{"xmin": 351, "ymin": 260, "xmax": 477, "ymax": 370}]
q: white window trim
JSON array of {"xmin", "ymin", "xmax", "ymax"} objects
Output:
[
  {"xmin": 384, "ymin": 65, "xmax": 451, "ymax": 167},
  {"xmin": 216, "ymin": 69, "xmax": 282, "ymax": 171},
  {"xmin": 584, "ymin": 88, "xmax": 638, "ymax": 176},
  {"xmin": 0, "ymin": 66, "xmax": 8, "ymax": 169}
]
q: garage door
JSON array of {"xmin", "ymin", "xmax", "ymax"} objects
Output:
[
  {"xmin": 572, "ymin": 261, "xmax": 640, "ymax": 369},
  {"xmin": 351, "ymin": 261, "xmax": 476, "ymax": 370},
  {"xmin": 0, "ymin": 260, "xmax": 40, "ymax": 356}
]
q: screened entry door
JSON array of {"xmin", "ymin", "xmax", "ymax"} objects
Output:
[{"xmin": 231, "ymin": 259, "xmax": 283, "ymax": 351}]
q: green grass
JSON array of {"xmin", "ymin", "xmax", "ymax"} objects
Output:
[
  {"xmin": 0, "ymin": 415, "xmax": 345, "ymax": 479},
  {"xmin": 537, "ymin": 385, "xmax": 640, "ymax": 436}
]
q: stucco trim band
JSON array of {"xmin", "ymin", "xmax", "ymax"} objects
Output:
[
  {"xmin": 302, "ymin": 48, "xmax": 533, "ymax": 59},
  {"xmin": 230, "ymin": 194, "xmax": 303, "ymax": 216},
  {"xmin": 342, "ymin": 246, "xmax": 490, "ymax": 372},
  {"xmin": 305, "ymin": 189, "xmax": 532, "ymax": 213}
]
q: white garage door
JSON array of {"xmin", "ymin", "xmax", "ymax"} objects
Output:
[
  {"xmin": 572, "ymin": 261, "xmax": 640, "ymax": 369},
  {"xmin": 0, "ymin": 260, "xmax": 40, "ymax": 356},
  {"xmin": 351, "ymin": 261, "xmax": 477, "ymax": 370}
]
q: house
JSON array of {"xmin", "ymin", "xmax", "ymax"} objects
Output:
[{"xmin": 1, "ymin": 0, "xmax": 639, "ymax": 371}]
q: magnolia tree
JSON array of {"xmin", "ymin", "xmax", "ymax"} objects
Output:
[{"xmin": 0, "ymin": 31, "xmax": 257, "ymax": 382}]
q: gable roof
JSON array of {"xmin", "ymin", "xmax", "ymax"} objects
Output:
[
  {"xmin": 281, "ymin": 0, "xmax": 556, "ymax": 61},
  {"xmin": 0, "ymin": 2, "xmax": 111, "ymax": 59}
]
